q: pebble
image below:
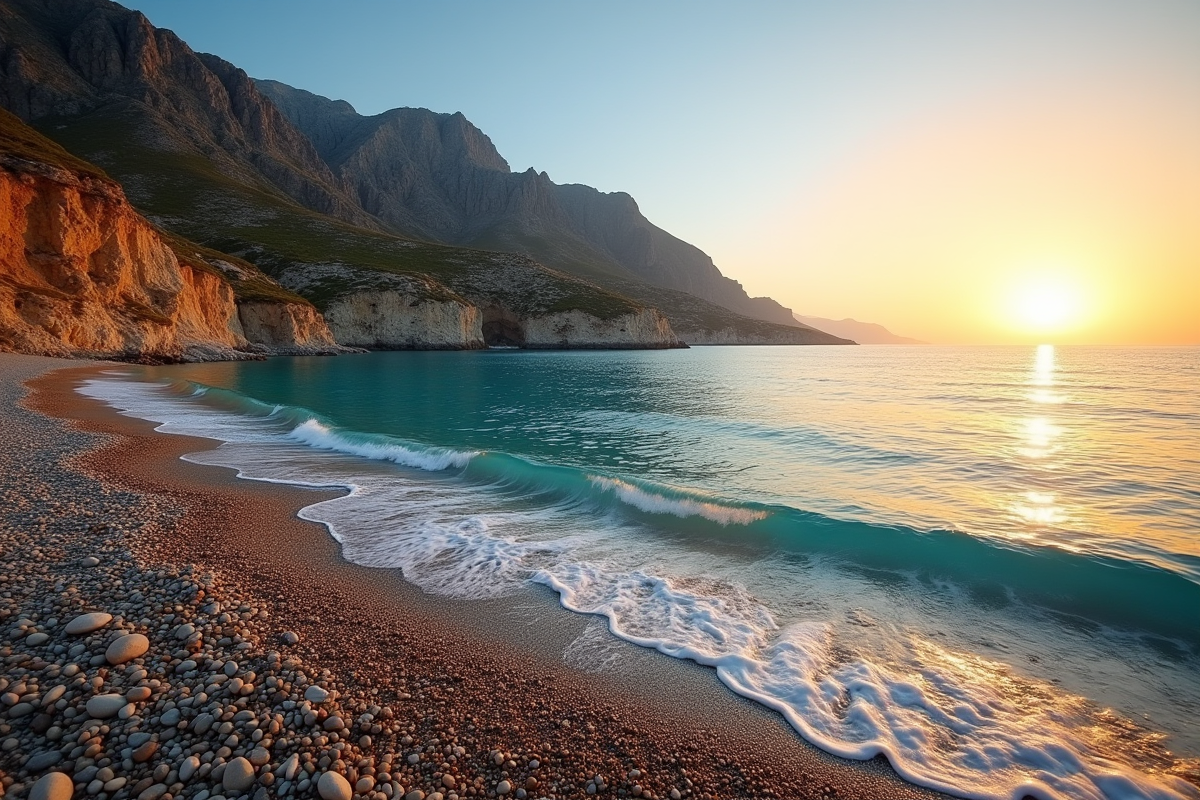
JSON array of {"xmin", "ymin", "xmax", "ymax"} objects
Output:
[
  {"xmin": 64, "ymin": 612, "xmax": 113, "ymax": 635},
  {"xmin": 280, "ymin": 631, "xmax": 299, "ymax": 645},
  {"xmin": 26, "ymin": 750, "xmax": 63, "ymax": 771},
  {"xmin": 26, "ymin": 631, "xmax": 50, "ymax": 645},
  {"xmin": 180, "ymin": 756, "xmax": 201, "ymax": 782},
  {"xmin": 85, "ymin": 693, "xmax": 127, "ymax": 719},
  {"xmin": 496, "ymin": 780, "xmax": 512, "ymax": 795},
  {"xmin": 317, "ymin": 770, "xmax": 352, "ymax": 800},
  {"xmin": 81, "ymin": 556, "xmax": 101, "ymax": 567},
  {"xmin": 30, "ymin": 772, "xmax": 74, "ymax": 800},
  {"xmin": 222, "ymin": 757, "xmax": 256, "ymax": 792},
  {"xmin": 137, "ymin": 783, "xmax": 168, "ymax": 800},
  {"xmin": 304, "ymin": 685, "xmax": 329, "ymax": 703},
  {"xmin": 105, "ymin": 633, "xmax": 150, "ymax": 664},
  {"xmin": 40, "ymin": 684, "xmax": 66, "ymax": 706},
  {"xmin": 132, "ymin": 741, "xmax": 158, "ymax": 762}
]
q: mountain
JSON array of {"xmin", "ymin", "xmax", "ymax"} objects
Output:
[
  {"xmin": 0, "ymin": 0, "xmax": 848, "ymax": 348},
  {"xmin": 255, "ymin": 79, "xmax": 804, "ymax": 330},
  {"xmin": 0, "ymin": 106, "xmax": 342, "ymax": 360},
  {"xmin": 0, "ymin": 0, "xmax": 379, "ymax": 229},
  {"xmin": 794, "ymin": 314, "xmax": 927, "ymax": 345}
]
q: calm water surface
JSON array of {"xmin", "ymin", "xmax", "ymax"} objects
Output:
[{"xmin": 83, "ymin": 345, "xmax": 1200, "ymax": 800}]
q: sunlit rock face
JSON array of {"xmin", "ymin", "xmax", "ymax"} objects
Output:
[{"xmin": 0, "ymin": 155, "xmax": 249, "ymax": 360}]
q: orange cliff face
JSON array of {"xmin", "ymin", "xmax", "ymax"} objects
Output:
[{"xmin": 0, "ymin": 155, "xmax": 251, "ymax": 361}]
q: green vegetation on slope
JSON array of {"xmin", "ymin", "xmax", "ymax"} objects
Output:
[
  {"xmin": 2, "ymin": 106, "xmax": 313, "ymax": 309},
  {"xmin": 0, "ymin": 106, "xmax": 109, "ymax": 181},
  {"xmin": 156, "ymin": 230, "xmax": 313, "ymax": 306},
  {"xmin": 34, "ymin": 103, "xmax": 641, "ymax": 320}
]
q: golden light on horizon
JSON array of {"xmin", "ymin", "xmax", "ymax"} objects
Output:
[{"xmin": 1003, "ymin": 272, "xmax": 1087, "ymax": 336}]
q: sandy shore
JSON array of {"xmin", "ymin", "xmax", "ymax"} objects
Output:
[{"xmin": 0, "ymin": 353, "xmax": 948, "ymax": 800}]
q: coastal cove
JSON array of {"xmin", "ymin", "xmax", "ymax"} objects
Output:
[
  {"xmin": 2, "ymin": 3, "xmax": 1196, "ymax": 800},
  {"xmin": 11, "ymin": 345, "xmax": 1198, "ymax": 800},
  {"xmin": 2, "ymin": 352, "xmax": 943, "ymax": 800}
]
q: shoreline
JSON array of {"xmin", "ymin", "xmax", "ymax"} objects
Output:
[{"xmin": 2, "ymin": 353, "xmax": 946, "ymax": 800}]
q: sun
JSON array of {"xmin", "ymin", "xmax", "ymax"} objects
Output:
[{"xmin": 1007, "ymin": 275, "xmax": 1084, "ymax": 334}]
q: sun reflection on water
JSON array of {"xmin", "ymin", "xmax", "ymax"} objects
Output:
[
  {"xmin": 1012, "ymin": 345, "xmax": 1069, "ymax": 531},
  {"xmin": 1028, "ymin": 343, "xmax": 1065, "ymax": 404}
]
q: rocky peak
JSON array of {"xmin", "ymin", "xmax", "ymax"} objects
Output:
[
  {"xmin": 257, "ymin": 78, "xmax": 803, "ymax": 327},
  {"xmin": 255, "ymin": 79, "xmax": 510, "ymax": 174},
  {"xmin": 0, "ymin": 0, "xmax": 380, "ymax": 230}
]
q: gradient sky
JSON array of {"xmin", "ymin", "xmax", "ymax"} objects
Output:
[{"xmin": 120, "ymin": 0, "xmax": 1200, "ymax": 344}]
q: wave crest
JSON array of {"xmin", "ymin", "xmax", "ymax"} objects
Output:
[
  {"xmin": 288, "ymin": 419, "xmax": 475, "ymax": 472},
  {"xmin": 589, "ymin": 475, "xmax": 768, "ymax": 525}
]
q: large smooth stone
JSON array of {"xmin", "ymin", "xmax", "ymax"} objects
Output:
[
  {"xmin": 65, "ymin": 613, "xmax": 113, "ymax": 635},
  {"xmin": 105, "ymin": 633, "xmax": 149, "ymax": 665},
  {"xmin": 317, "ymin": 771, "xmax": 352, "ymax": 800},
  {"xmin": 222, "ymin": 756, "xmax": 256, "ymax": 792},
  {"xmin": 30, "ymin": 772, "xmax": 74, "ymax": 800},
  {"xmin": 85, "ymin": 694, "xmax": 126, "ymax": 719},
  {"xmin": 304, "ymin": 685, "xmax": 329, "ymax": 703}
]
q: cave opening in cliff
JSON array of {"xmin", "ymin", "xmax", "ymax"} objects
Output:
[{"xmin": 482, "ymin": 307, "xmax": 526, "ymax": 348}]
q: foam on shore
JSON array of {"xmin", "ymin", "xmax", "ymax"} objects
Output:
[{"xmin": 76, "ymin": 374, "xmax": 1200, "ymax": 800}]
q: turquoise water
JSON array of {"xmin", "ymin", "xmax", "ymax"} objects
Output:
[{"xmin": 83, "ymin": 345, "xmax": 1200, "ymax": 800}]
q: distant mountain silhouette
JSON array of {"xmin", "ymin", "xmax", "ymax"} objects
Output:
[{"xmin": 795, "ymin": 315, "xmax": 927, "ymax": 344}]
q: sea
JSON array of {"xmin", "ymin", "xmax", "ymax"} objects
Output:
[{"xmin": 78, "ymin": 345, "xmax": 1200, "ymax": 800}]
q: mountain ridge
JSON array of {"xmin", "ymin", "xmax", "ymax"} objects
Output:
[
  {"xmin": 254, "ymin": 79, "xmax": 806, "ymax": 329},
  {"xmin": 0, "ymin": 0, "xmax": 850, "ymax": 349},
  {"xmin": 795, "ymin": 314, "xmax": 927, "ymax": 345}
]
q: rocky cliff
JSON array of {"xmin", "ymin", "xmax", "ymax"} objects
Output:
[
  {"xmin": 256, "ymin": 80, "xmax": 805, "ymax": 329},
  {"xmin": 279, "ymin": 259, "xmax": 684, "ymax": 350},
  {"xmin": 0, "ymin": 107, "xmax": 344, "ymax": 360},
  {"xmin": 0, "ymin": 152, "xmax": 248, "ymax": 360},
  {"xmin": 0, "ymin": 0, "xmax": 378, "ymax": 229},
  {"xmin": 0, "ymin": 0, "xmax": 848, "ymax": 350},
  {"xmin": 683, "ymin": 325, "xmax": 852, "ymax": 346},
  {"xmin": 323, "ymin": 291, "xmax": 484, "ymax": 350},
  {"xmin": 523, "ymin": 308, "xmax": 682, "ymax": 350},
  {"xmin": 236, "ymin": 301, "xmax": 345, "ymax": 355}
]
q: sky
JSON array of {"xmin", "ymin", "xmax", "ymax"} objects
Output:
[{"xmin": 121, "ymin": 0, "xmax": 1200, "ymax": 344}]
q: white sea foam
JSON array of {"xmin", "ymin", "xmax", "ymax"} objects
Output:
[
  {"xmin": 589, "ymin": 475, "xmax": 768, "ymax": 525},
  {"xmin": 76, "ymin": 376, "xmax": 1198, "ymax": 800},
  {"xmin": 533, "ymin": 565, "xmax": 1196, "ymax": 800},
  {"xmin": 288, "ymin": 418, "xmax": 475, "ymax": 472}
]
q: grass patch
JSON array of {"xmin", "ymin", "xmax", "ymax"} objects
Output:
[{"xmin": 0, "ymin": 107, "xmax": 110, "ymax": 181}]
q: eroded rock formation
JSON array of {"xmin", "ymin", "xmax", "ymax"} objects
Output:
[{"xmin": 0, "ymin": 154, "xmax": 249, "ymax": 360}]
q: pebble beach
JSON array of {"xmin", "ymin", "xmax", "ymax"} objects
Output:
[{"xmin": 0, "ymin": 353, "xmax": 948, "ymax": 800}]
